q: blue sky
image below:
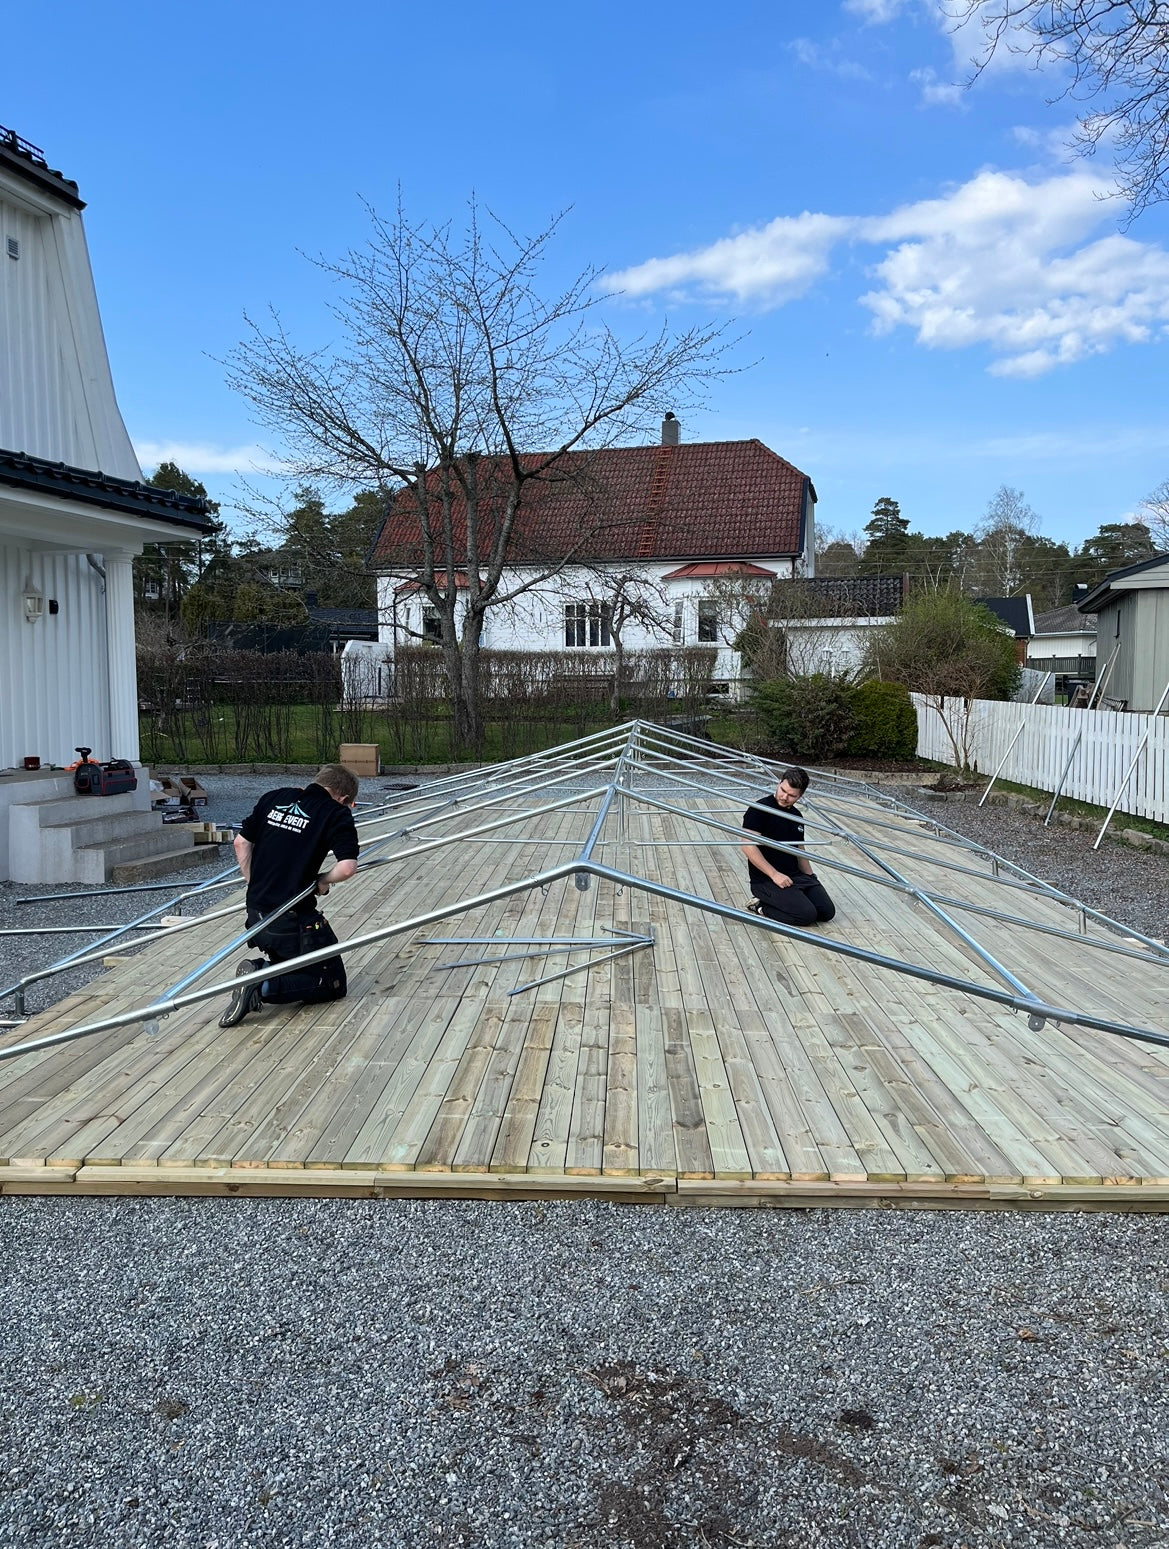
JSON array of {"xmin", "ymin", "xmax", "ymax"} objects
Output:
[{"xmin": 5, "ymin": 0, "xmax": 1168, "ymax": 549}]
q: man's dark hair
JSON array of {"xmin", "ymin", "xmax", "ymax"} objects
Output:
[
  {"xmin": 314, "ymin": 764, "xmax": 360, "ymax": 804},
  {"xmin": 779, "ymin": 766, "xmax": 810, "ymax": 795}
]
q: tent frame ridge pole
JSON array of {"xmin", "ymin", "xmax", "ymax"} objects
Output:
[
  {"xmin": 5, "ymin": 851, "xmax": 1165, "ymax": 1065},
  {"xmin": 978, "ymin": 672, "xmax": 1052, "ymax": 807},
  {"xmin": 808, "ymin": 797, "xmax": 1046, "ymax": 1020},
  {"xmin": 0, "ymin": 859, "xmax": 242, "ymax": 1012},
  {"xmin": 163, "ymin": 782, "xmax": 613, "ymax": 1004},
  {"xmin": 622, "ymin": 762, "xmax": 1169, "ymax": 966}
]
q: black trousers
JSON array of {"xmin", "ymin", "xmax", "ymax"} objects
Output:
[
  {"xmin": 246, "ymin": 910, "xmax": 347, "ymax": 1004},
  {"xmin": 750, "ymin": 873, "xmax": 836, "ymax": 928}
]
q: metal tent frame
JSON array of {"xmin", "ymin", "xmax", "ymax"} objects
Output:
[{"xmin": 1, "ymin": 720, "xmax": 1166, "ymax": 1063}]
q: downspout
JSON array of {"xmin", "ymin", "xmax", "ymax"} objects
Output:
[{"xmin": 86, "ymin": 553, "xmax": 106, "ymax": 585}]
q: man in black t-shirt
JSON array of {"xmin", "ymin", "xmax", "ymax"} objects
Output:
[
  {"xmin": 740, "ymin": 766, "xmax": 835, "ymax": 928},
  {"xmin": 219, "ymin": 764, "xmax": 361, "ymax": 1028}
]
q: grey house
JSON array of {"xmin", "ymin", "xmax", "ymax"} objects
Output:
[{"xmin": 1078, "ymin": 553, "xmax": 1169, "ymax": 712}]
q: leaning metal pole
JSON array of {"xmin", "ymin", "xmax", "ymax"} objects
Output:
[
  {"xmin": 1087, "ymin": 639, "xmax": 1121, "ymax": 710},
  {"xmin": 1044, "ymin": 728, "xmax": 1084, "ymax": 827},
  {"xmin": 978, "ymin": 672, "xmax": 1052, "ymax": 808},
  {"xmin": 1093, "ymin": 675, "xmax": 1169, "ymax": 850}
]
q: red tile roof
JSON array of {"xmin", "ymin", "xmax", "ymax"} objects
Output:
[
  {"xmin": 369, "ymin": 440, "xmax": 812, "ymax": 572},
  {"xmin": 394, "ymin": 572, "xmax": 472, "ymax": 593},
  {"xmin": 660, "ymin": 561, "xmax": 778, "ymax": 580}
]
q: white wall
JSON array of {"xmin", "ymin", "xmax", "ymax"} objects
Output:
[
  {"xmin": 0, "ymin": 539, "xmax": 117, "ymax": 768},
  {"xmin": 375, "ymin": 559, "xmax": 798, "ymax": 687},
  {"xmin": 775, "ymin": 617, "xmax": 893, "ymax": 677},
  {"xmin": 0, "ymin": 165, "xmax": 141, "ymax": 479},
  {"xmin": 1026, "ymin": 631, "xmax": 1096, "ymax": 662}
]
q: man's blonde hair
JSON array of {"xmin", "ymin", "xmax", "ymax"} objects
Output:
[{"xmin": 314, "ymin": 764, "xmax": 360, "ymax": 804}]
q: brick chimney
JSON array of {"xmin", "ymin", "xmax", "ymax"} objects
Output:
[{"xmin": 661, "ymin": 412, "xmax": 680, "ymax": 447}]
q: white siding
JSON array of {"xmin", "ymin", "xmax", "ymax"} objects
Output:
[
  {"xmin": 0, "ymin": 540, "xmax": 112, "ymax": 768},
  {"xmin": 0, "ymin": 168, "xmax": 140, "ymax": 478}
]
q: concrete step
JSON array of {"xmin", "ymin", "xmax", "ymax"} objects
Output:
[
  {"xmin": 111, "ymin": 842, "xmax": 226, "ymax": 887},
  {"xmin": 41, "ymin": 808, "xmax": 160, "ymax": 846},
  {"xmin": 74, "ymin": 828, "xmax": 198, "ymax": 885},
  {"xmin": 19, "ymin": 790, "xmax": 144, "ymax": 826}
]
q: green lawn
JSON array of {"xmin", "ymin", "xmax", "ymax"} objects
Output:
[{"xmin": 139, "ymin": 703, "xmax": 619, "ymax": 767}]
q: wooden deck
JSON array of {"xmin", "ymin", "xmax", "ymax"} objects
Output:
[{"xmin": 2, "ymin": 771, "xmax": 1168, "ymax": 1208}]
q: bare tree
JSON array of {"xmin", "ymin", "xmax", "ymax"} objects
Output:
[
  {"xmin": 571, "ymin": 567, "xmax": 673, "ymax": 718},
  {"xmin": 947, "ymin": 1, "xmax": 1169, "ymax": 214},
  {"xmin": 975, "ymin": 484, "xmax": 1040, "ymax": 595},
  {"xmin": 227, "ymin": 200, "xmax": 728, "ymax": 752},
  {"xmin": 1139, "ymin": 477, "xmax": 1169, "ymax": 550}
]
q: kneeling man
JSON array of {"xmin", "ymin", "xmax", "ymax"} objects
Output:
[
  {"xmin": 219, "ymin": 764, "xmax": 361, "ymax": 1027},
  {"xmin": 741, "ymin": 766, "xmax": 835, "ymax": 928}
]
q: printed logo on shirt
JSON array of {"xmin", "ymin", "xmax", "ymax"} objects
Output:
[{"xmin": 266, "ymin": 800, "xmax": 311, "ymax": 833}]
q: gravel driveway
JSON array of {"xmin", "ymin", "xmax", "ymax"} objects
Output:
[{"xmin": 2, "ymin": 773, "xmax": 1168, "ymax": 1547}]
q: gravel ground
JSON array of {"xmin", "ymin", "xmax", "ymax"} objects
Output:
[
  {"xmin": 895, "ymin": 789, "xmax": 1169, "ymax": 945},
  {"xmin": 3, "ymin": 773, "xmax": 1168, "ymax": 1548},
  {"xmin": 1, "ymin": 1198, "xmax": 1167, "ymax": 1548}
]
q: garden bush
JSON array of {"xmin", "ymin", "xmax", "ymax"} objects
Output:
[
  {"xmin": 846, "ymin": 679, "xmax": 919, "ymax": 761},
  {"xmin": 752, "ymin": 674, "xmax": 855, "ymax": 760}
]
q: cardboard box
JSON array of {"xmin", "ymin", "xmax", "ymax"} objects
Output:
[{"xmin": 339, "ymin": 743, "xmax": 379, "ymax": 778}]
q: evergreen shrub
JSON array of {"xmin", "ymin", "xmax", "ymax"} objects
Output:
[
  {"xmin": 846, "ymin": 680, "xmax": 919, "ymax": 760},
  {"xmin": 752, "ymin": 674, "xmax": 855, "ymax": 759}
]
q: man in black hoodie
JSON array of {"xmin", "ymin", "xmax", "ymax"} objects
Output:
[{"xmin": 219, "ymin": 763, "xmax": 361, "ymax": 1027}]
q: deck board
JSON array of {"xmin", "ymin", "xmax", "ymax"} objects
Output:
[{"xmin": 2, "ymin": 766, "xmax": 1167, "ymax": 1208}]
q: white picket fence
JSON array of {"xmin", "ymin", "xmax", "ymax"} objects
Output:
[{"xmin": 912, "ymin": 694, "xmax": 1169, "ymax": 825}]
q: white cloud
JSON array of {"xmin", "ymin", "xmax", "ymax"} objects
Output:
[
  {"xmin": 842, "ymin": 0, "xmax": 910, "ymax": 19},
  {"xmin": 609, "ymin": 169, "xmax": 1169, "ymax": 376},
  {"xmin": 859, "ymin": 172, "xmax": 1167, "ymax": 375},
  {"xmin": 133, "ymin": 440, "xmax": 282, "ymax": 476},
  {"xmin": 843, "ymin": 0, "xmax": 1043, "ymax": 86},
  {"xmin": 1010, "ymin": 122, "xmax": 1077, "ymax": 161},
  {"xmin": 789, "ymin": 37, "xmax": 872, "ymax": 79},
  {"xmin": 909, "ymin": 65, "xmax": 963, "ymax": 107},
  {"xmin": 608, "ymin": 211, "xmax": 852, "ymax": 306}
]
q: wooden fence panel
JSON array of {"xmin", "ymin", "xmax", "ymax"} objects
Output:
[{"xmin": 912, "ymin": 695, "xmax": 1169, "ymax": 826}]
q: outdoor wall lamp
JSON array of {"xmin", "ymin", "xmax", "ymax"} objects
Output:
[{"xmin": 22, "ymin": 580, "xmax": 43, "ymax": 623}]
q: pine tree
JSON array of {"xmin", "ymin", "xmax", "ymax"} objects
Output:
[{"xmin": 862, "ymin": 497, "xmax": 910, "ymax": 575}]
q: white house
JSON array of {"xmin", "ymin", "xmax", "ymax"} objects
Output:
[
  {"xmin": 348, "ymin": 420, "xmax": 817, "ymax": 699},
  {"xmin": 0, "ymin": 126, "xmax": 212, "ymax": 881},
  {"xmin": 763, "ymin": 574, "xmax": 905, "ymax": 678},
  {"xmin": 1026, "ymin": 597, "xmax": 1097, "ymax": 681}
]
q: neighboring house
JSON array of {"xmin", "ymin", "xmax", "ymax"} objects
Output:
[
  {"xmin": 765, "ymin": 574, "xmax": 905, "ymax": 678},
  {"xmin": 1078, "ymin": 552, "xmax": 1169, "ymax": 712},
  {"xmin": 0, "ymin": 126, "xmax": 211, "ymax": 880},
  {"xmin": 1026, "ymin": 594, "xmax": 1097, "ymax": 681},
  {"xmin": 306, "ymin": 603, "xmax": 378, "ymax": 650},
  {"xmin": 355, "ymin": 420, "xmax": 816, "ymax": 698},
  {"xmin": 975, "ymin": 596, "xmax": 1035, "ymax": 663},
  {"xmin": 207, "ymin": 606, "xmax": 377, "ymax": 656}
]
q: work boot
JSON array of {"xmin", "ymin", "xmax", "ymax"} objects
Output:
[{"xmin": 218, "ymin": 958, "xmax": 266, "ymax": 1028}]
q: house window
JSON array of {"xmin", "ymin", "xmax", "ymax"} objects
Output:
[
  {"xmin": 421, "ymin": 605, "xmax": 442, "ymax": 642},
  {"xmin": 565, "ymin": 602, "xmax": 611, "ymax": 648},
  {"xmin": 672, "ymin": 601, "xmax": 685, "ymax": 645},
  {"xmin": 697, "ymin": 601, "xmax": 719, "ymax": 643}
]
